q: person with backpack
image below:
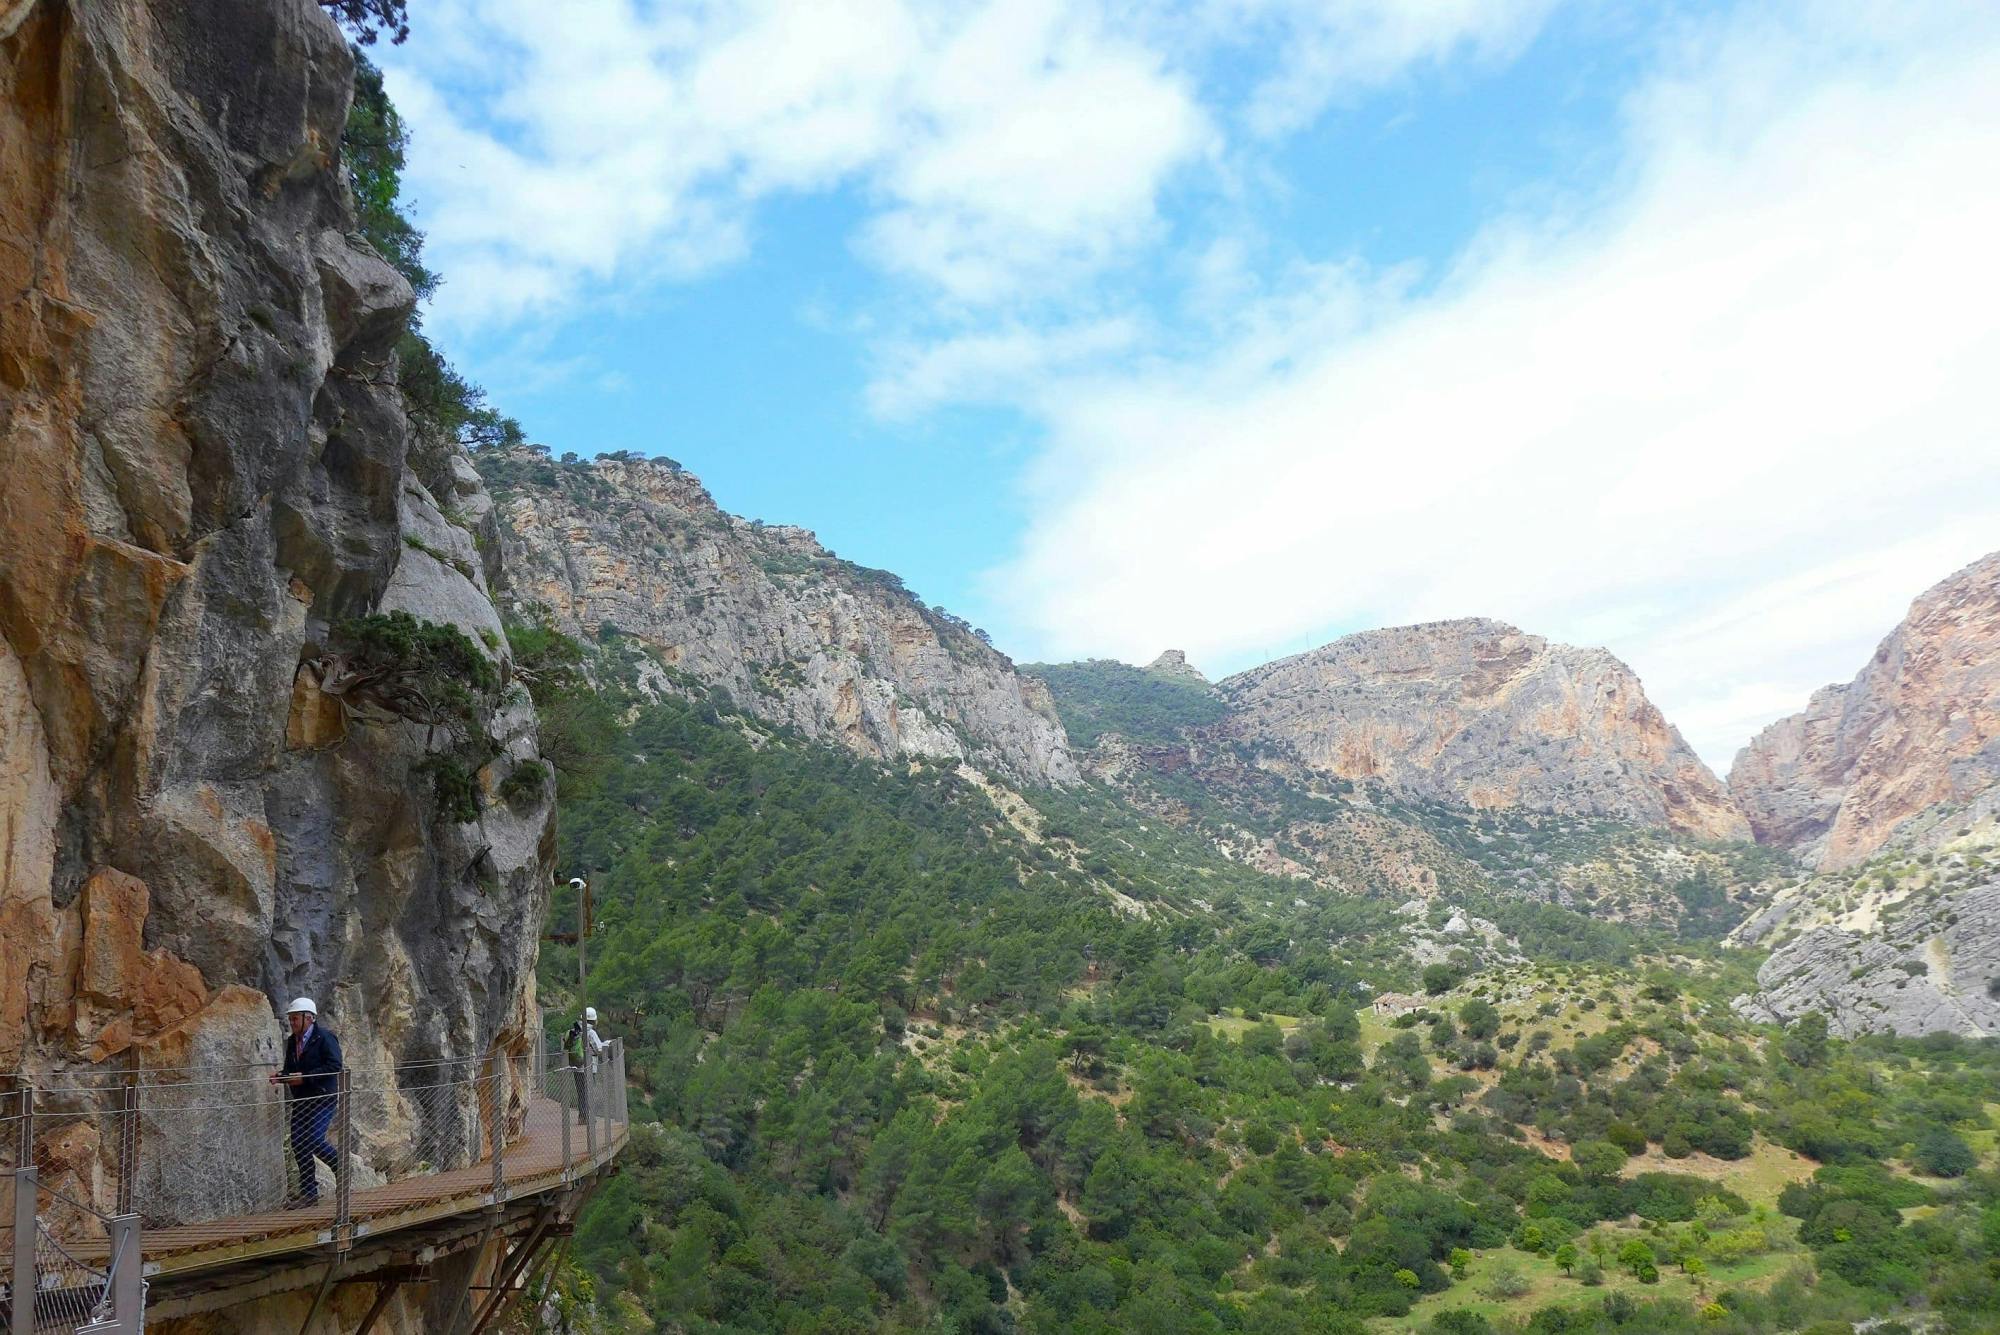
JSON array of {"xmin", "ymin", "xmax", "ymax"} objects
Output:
[
  {"xmin": 565, "ymin": 1007, "xmax": 606, "ymax": 1124},
  {"xmin": 270, "ymin": 996, "xmax": 343, "ymax": 1209}
]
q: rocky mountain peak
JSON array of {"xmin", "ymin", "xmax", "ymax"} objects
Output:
[
  {"xmin": 1730, "ymin": 550, "xmax": 2000, "ymax": 868},
  {"xmin": 1218, "ymin": 618, "xmax": 1747, "ymax": 839},
  {"xmin": 1147, "ymin": 649, "xmax": 1209, "ymax": 684}
]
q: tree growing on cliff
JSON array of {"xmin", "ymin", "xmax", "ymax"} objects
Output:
[
  {"xmin": 343, "ymin": 55, "xmax": 433, "ymax": 300},
  {"xmin": 322, "ymin": 0, "xmax": 408, "ymax": 45},
  {"xmin": 338, "ymin": 46, "xmax": 523, "ymax": 454},
  {"xmin": 318, "ymin": 612, "xmax": 501, "ymax": 821}
]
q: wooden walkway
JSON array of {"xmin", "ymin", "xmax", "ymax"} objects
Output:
[{"xmin": 106, "ymin": 1099, "xmax": 623, "ymax": 1279}]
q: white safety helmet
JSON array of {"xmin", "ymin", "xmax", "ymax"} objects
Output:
[
  {"xmin": 286, "ymin": 997, "xmax": 318, "ymax": 1017},
  {"xmin": 584, "ymin": 1007, "xmax": 598, "ymax": 1023}
]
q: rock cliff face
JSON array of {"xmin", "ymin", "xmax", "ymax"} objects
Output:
[
  {"xmin": 1730, "ymin": 552, "xmax": 2000, "ymax": 870},
  {"xmin": 481, "ymin": 449, "xmax": 1077, "ymax": 786},
  {"xmin": 1, "ymin": 0, "xmax": 550, "ymax": 1216},
  {"xmin": 1730, "ymin": 743, "xmax": 2000, "ymax": 1037},
  {"xmin": 1219, "ymin": 619, "xmax": 1747, "ymax": 839},
  {"xmin": 1734, "ymin": 840, "xmax": 2000, "ymax": 1039}
]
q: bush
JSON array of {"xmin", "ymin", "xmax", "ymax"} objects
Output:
[
  {"xmin": 1912, "ymin": 1127, "xmax": 1975, "ymax": 1178},
  {"xmin": 1482, "ymin": 1263, "xmax": 1530, "ymax": 1299},
  {"xmin": 1605, "ymin": 1122, "xmax": 1648, "ymax": 1155},
  {"xmin": 418, "ymin": 751, "xmax": 482, "ymax": 823},
  {"xmin": 1459, "ymin": 998, "xmax": 1501, "ymax": 1040},
  {"xmin": 1426, "ymin": 1313, "xmax": 1497, "ymax": 1335},
  {"xmin": 1423, "ymin": 964, "xmax": 1462, "ymax": 996},
  {"xmin": 498, "ymin": 759, "xmax": 549, "ymax": 808}
]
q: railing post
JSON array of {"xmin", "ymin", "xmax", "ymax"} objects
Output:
[
  {"xmin": 558, "ymin": 1060, "xmax": 573, "ymax": 1185},
  {"xmin": 488, "ymin": 1053, "xmax": 506, "ymax": 1204},
  {"xmin": 106, "ymin": 1213, "xmax": 141, "ymax": 1332},
  {"xmin": 12, "ymin": 1165, "xmax": 36, "ymax": 1335},
  {"xmin": 13, "ymin": 1081, "xmax": 28, "ymax": 1164},
  {"xmin": 116, "ymin": 1063, "xmax": 137, "ymax": 1217},
  {"xmin": 334, "ymin": 1068, "xmax": 353, "ymax": 1250},
  {"xmin": 592, "ymin": 1051, "xmax": 605, "ymax": 1163}
]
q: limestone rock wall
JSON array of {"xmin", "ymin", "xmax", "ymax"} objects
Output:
[
  {"xmin": 0, "ymin": 0, "xmax": 551, "ymax": 1185},
  {"xmin": 1735, "ymin": 880, "xmax": 2000, "ymax": 1038},
  {"xmin": 1219, "ymin": 618, "xmax": 1747, "ymax": 839},
  {"xmin": 482, "ymin": 449, "xmax": 1077, "ymax": 786},
  {"xmin": 1730, "ymin": 551, "xmax": 2000, "ymax": 869}
]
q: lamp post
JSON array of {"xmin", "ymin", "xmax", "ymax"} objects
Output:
[{"xmin": 569, "ymin": 876, "xmax": 590, "ymax": 993}]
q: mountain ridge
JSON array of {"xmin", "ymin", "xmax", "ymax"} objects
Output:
[
  {"xmin": 1730, "ymin": 550, "xmax": 2000, "ymax": 869},
  {"xmin": 479, "ymin": 447, "xmax": 1078, "ymax": 787},
  {"xmin": 1218, "ymin": 617, "xmax": 1747, "ymax": 840}
]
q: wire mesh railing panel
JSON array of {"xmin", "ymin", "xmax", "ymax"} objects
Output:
[
  {"xmin": 131, "ymin": 1072, "xmax": 292, "ymax": 1226},
  {"xmin": 28, "ymin": 1217, "xmax": 108, "ymax": 1332},
  {"xmin": 4, "ymin": 1014, "xmax": 628, "ymax": 1294}
]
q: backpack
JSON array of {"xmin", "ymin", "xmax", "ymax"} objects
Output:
[{"xmin": 564, "ymin": 1019, "xmax": 584, "ymax": 1061}]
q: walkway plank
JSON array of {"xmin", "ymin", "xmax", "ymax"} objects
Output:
[{"xmin": 68, "ymin": 1099, "xmax": 623, "ymax": 1280}]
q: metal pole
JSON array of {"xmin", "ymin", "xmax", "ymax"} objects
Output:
[
  {"xmin": 584, "ymin": 1047, "xmax": 600, "ymax": 1159},
  {"xmin": 13, "ymin": 1082, "xmax": 29, "ymax": 1164},
  {"xmin": 488, "ymin": 1055, "xmax": 505, "ymax": 1204},
  {"xmin": 12, "ymin": 1166, "xmax": 37, "ymax": 1335},
  {"xmin": 353, "ymin": 1276, "xmax": 404, "ymax": 1335},
  {"xmin": 116, "ymin": 1065, "xmax": 137, "ymax": 1218},
  {"xmin": 568, "ymin": 878, "xmax": 588, "ymax": 997},
  {"xmin": 334, "ymin": 1068, "xmax": 354, "ymax": 1250},
  {"xmin": 465, "ymin": 1209, "xmax": 553, "ymax": 1335},
  {"xmin": 106, "ymin": 1213, "xmax": 141, "ymax": 1332},
  {"xmin": 559, "ymin": 1062, "xmax": 573, "ymax": 1185}
]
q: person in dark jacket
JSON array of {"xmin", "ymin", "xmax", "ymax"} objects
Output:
[
  {"xmin": 565, "ymin": 1007, "xmax": 607, "ymax": 1125},
  {"xmin": 271, "ymin": 996, "xmax": 343, "ymax": 1208}
]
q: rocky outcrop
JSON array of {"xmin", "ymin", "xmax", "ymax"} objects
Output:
[
  {"xmin": 481, "ymin": 449, "xmax": 1076, "ymax": 786},
  {"xmin": 1, "ymin": 0, "xmax": 550, "ymax": 1206},
  {"xmin": 1147, "ymin": 649, "xmax": 1209, "ymax": 685},
  {"xmin": 1219, "ymin": 619, "xmax": 1747, "ymax": 839},
  {"xmin": 1730, "ymin": 552, "xmax": 2000, "ymax": 869},
  {"xmin": 1735, "ymin": 879, "xmax": 2000, "ymax": 1038},
  {"xmin": 1729, "ymin": 790, "xmax": 2000, "ymax": 1036}
]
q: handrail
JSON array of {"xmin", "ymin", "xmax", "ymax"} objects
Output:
[{"xmin": 1, "ymin": 1035, "xmax": 628, "ymax": 1330}]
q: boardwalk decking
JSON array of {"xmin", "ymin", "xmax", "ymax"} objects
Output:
[{"xmin": 83, "ymin": 1099, "xmax": 624, "ymax": 1280}]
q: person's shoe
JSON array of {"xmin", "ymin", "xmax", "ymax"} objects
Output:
[{"xmin": 284, "ymin": 1195, "xmax": 320, "ymax": 1211}]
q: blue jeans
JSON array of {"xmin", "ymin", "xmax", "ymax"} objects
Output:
[{"xmin": 288, "ymin": 1095, "xmax": 338, "ymax": 1202}]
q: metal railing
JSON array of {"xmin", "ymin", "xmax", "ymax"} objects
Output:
[
  {"xmin": 1, "ymin": 1036, "xmax": 625, "ymax": 1332},
  {"xmin": 3, "ymin": 1168, "xmax": 142, "ymax": 1335}
]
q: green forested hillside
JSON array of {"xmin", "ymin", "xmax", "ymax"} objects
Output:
[
  {"xmin": 1026, "ymin": 660, "xmax": 1230, "ymax": 748},
  {"xmin": 526, "ymin": 641, "xmax": 2000, "ymax": 1335}
]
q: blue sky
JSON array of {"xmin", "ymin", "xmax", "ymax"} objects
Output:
[{"xmin": 380, "ymin": 0, "xmax": 2000, "ymax": 770}]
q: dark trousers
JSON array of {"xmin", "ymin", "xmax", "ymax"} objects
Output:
[
  {"xmin": 572, "ymin": 1065, "xmax": 590, "ymax": 1124},
  {"xmin": 288, "ymin": 1095, "xmax": 339, "ymax": 1202}
]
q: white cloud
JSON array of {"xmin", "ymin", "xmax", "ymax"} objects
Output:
[
  {"xmin": 380, "ymin": 0, "xmax": 1556, "ymax": 327},
  {"xmin": 868, "ymin": 318, "xmax": 1145, "ymax": 420},
  {"xmin": 1226, "ymin": 0, "xmax": 1565, "ymax": 136},
  {"xmin": 384, "ymin": 0, "xmax": 1209, "ymax": 325},
  {"xmin": 985, "ymin": 1, "xmax": 2000, "ymax": 771}
]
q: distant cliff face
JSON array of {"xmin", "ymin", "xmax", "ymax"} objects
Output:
[
  {"xmin": 1732, "ymin": 808, "xmax": 2000, "ymax": 1039},
  {"xmin": 1730, "ymin": 552, "xmax": 2000, "ymax": 869},
  {"xmin": 1220, "ymin": 619, "xmax": 1748, "ymax": 839},
  {"xmin": 481, "ymin": 450, "xmax": 1077, "ymax": 786},
  {"xmin": 1, "ymin": 0, "xmax": 549, "ymax": 1109}
]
